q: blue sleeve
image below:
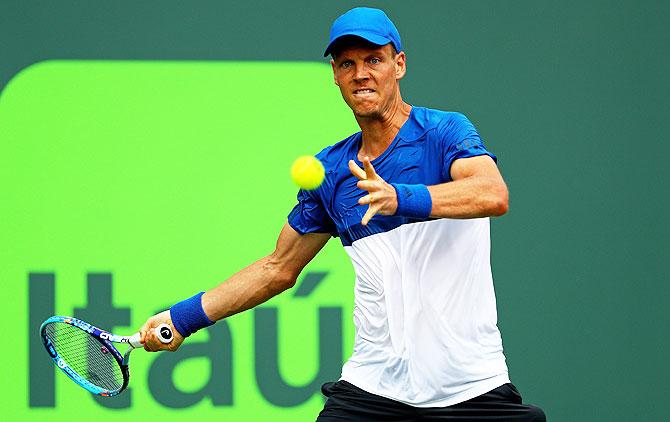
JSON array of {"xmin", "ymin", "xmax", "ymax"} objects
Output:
[
  {"xmin": 439, "ymin": 113, "xmax": 497, "ymax": 181},
  {"xmin": 287, "ymin": 188, "xmax": 337, "ymax": 237}
]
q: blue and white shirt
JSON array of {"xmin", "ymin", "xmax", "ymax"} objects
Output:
[{"xmin": 288, "ymin": 106, "xmax": 509, "ymax": 407}]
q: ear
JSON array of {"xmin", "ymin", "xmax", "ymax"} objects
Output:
[
  {"xmin": 330, "ymin": 59, "xmax": 340, "ymax": 86},
  {"xmin": 395, "ymin": 51, "xmax": 407, "ymax": 80}
]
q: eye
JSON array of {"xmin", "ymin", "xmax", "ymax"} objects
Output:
[
  {"xmin": 370, "ymin": 57, "xmax": 381, "ymax": 65},
  {"xmin": 341, "ymin": 61, "xmax": 353, "ymax": 69}
]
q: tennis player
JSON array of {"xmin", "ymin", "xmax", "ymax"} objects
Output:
[{"xmin": 141, "ymin": 7, "xmax": 546, "ymax": 421}]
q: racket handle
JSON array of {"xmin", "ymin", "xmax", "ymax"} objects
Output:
[
  {"xmin": 129, "ymin": 333, "xmax": 142, "ymax": 348},
  {"xmin": 128, "ymin": 324, "xmax": 174, "ymax": 348}
]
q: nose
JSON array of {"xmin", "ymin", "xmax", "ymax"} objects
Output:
[{"xmin": 353, "ymin": 63, "xmax": 370, "ymax": 82}]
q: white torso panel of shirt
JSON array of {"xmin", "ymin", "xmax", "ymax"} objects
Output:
[{"xmin": 340, "ymin": 217, "xmax": 510, "ymax": 407}]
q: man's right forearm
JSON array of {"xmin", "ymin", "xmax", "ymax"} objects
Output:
[
  {"xmin": 200, "ymin": 254, "xmax": 296, "ymax": 321},
  {"xmin": 140, "ymin": 224, "xmax": 328, "ymax": 352}
]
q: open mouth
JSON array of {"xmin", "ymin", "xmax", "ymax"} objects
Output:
[{"xmin": 353, "ymin": 88, "xmax": 375, "ymax": 95}]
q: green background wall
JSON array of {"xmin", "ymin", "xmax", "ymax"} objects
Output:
[{"xmin": 2, "ymin": 1, "xmax": 668, "ymax": 421}]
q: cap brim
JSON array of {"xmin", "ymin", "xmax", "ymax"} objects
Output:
[{"xmin": 323, "ymin": 31, "xmax": 392, "ymax": 57}]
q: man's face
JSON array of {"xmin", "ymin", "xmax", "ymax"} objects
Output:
[{"xmin": 331, "ymin": 43, "xmax": 406, "ymax": 119}]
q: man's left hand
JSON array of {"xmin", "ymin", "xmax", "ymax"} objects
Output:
[{"xmin": 348, "ymin": 157, "xmax": 398, "ymax": 225}]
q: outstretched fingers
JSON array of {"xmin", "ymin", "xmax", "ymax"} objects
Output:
[
  {"xmin": 362, "ymin": 203, "xmax": 379, "ymax": 226},
  {"xmin": 348, "ymin": 160, "xmax": 366, "ymax": 180},
  {"xmin": 349, "ymin": 156, "xmax": 387, "ymax": 225},
  {"xmin": 358, "ymin": 194, "xmax": 373, "ymax": 205},
  {"xmin": 362, "ymin": 156, "xmax": 378, "ymax": 180}
]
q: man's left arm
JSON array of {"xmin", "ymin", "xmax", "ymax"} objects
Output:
[
  {"xmin": 349, "ymin": 154, "xmax": 508, "ymax": 224},
  {"xmin": 427, "ymin": 154, "xmax": 508, "ymax": 218}
]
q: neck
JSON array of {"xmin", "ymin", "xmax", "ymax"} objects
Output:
[{"xmin": 356, "ymin": 98, "xmax": 412, "ymax": 161}]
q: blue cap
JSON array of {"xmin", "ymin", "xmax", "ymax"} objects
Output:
[{"xmin": 324, "ymin": 7, "xmax": 402, "ymax": 57}]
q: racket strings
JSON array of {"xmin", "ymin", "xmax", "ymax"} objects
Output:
[{"xmin": 44, "ymin": 322, "xmax": 124, "ymax": 392}]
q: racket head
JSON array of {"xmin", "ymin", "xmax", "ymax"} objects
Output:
[{"xmin": 40, "ymin": 316, "xmax": 130, "ymax": 396}]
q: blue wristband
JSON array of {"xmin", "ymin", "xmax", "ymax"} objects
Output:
[
  {"xmin": 391, "ymin": 183, "xmax": 432, "ymax": 219},
  {"xmin": 169, "ymin": 292, "xmax": 214, "ymax": 338}
]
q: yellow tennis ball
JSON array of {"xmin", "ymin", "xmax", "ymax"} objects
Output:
[{"xmin": 290, "ymin": 156, "xmax": 325, "ymax": 190}]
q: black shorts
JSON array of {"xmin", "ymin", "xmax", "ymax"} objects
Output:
[{"xmin": 316, "ymin": 380, "xmax": 546, "ymax": 421}]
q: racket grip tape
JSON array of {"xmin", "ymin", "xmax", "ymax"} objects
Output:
[{"xmin": 128, "ymin": 324, "xmax": 174, "ymax": 348}]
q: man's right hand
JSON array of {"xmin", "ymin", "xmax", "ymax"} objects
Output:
[{"xmin": 139, "ymin": 310, "xmax": 185, "ymax": 352}]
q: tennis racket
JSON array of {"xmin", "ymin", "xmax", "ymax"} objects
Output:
[{"xmin": 40, "ymin": 315, "xmax": 173, "ymax": 397}]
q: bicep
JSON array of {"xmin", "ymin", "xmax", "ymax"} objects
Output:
[
  {"xmin": 271, "ymin": 223, "xmax": 330, "ymax": 278},
  {"xmin": 450, "ymin": 155, "xmax": 505, "ymax": 182}
]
